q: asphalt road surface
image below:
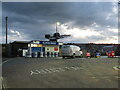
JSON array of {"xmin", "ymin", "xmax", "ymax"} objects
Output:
[{"xmin": 2, "ymin": 57, "xmax": 119, "ymax": 88}]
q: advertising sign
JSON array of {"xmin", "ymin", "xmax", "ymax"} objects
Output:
[
  {"xmin": 31, "ymin": 47, "xmax": 42, "ymax": 52},
  {"xmin": 37, "ymin": 44, "xmax": 42, "ymax": 47},
  {"xmin": 54, "ymin": 47, "xmax": 58, "ymax": 51},
  {"xmin": 28, "ymin": 44, "xmax": 42, "ymax": 47},
  {"xmin": 39, "ymin": 41, "xmax": 58, "ymax": 45}
]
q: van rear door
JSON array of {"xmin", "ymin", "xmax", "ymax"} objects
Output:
[{"xmin": 62, "ymin": 46, "xmax": 72, "ymax": 55}]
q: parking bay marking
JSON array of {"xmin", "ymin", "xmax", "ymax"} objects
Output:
[{"xmin": 30, "ymin": 66, "xmax": 84, "ymax": 75}]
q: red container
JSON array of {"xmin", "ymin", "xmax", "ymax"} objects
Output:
[
  {"xmin": 86, "ymin": 53, "xmax": 90, "ymax": 56},
  {"xmin": 110, "ymin": 51, "xmax": 115, "ymax": 57},
  {"xmin": 107, "ymin": 51, "xmax": 115, "ymax": 58}
]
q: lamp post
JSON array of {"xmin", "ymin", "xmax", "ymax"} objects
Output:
[
  {"xmin": 5, "ymin": 16, "xmax": 8, "ymax": 57},
  {"xmin": 6, "ymin": 16, "xmax": 8, "ymax": 45},
  {"xmin": 56, "ymin": 22, "xmax": 60, "ymax": 33}
]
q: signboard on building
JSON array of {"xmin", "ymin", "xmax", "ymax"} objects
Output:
[
  {"xmin": 45, "ymin": 47, "xmax": 54, "ymax": 52},
  {"xmin": 59, "ymin": 42, "xmax": 63, "ymax": 45},
  {"xmin": 31, "ymin": 47, "xmax": 42, "ymax": 52},
  {"xmin": 39, "ymin": 41, "xmax": 58, "ymax": 45},
  {"xmin": 28, "ymin": 44, "xmax": 42, "ymax": 47},
  {"xmin": 30, "ymin": 41, "xmax": 63, "ymax": 45},
  {"xmin": 54, "ymin": 47, "xmax": 58, "ymax": 51}
]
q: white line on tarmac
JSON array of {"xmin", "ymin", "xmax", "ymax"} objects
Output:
[
  {"xmin": 113, "ymin": 66, "xmax": 120, "ymax": 70},
  {"xmin": 49, "ymin": 68, "xmax": 60, "ymax": 72},
  {"xmin": 0, "ymin": 77, "xmax": 3, "ymax": 89},
  {"xmin": 91, "ymin": 77, "xmax": 110, "ymax": 79},
  {"xmin": 91, "ymin": 77, "xmax": 97, "ymax": 79},
  {"xmin": 114, "ymin": 76, "xmax": 120, "ymax": 78},
  {"xmin": 0, "ymin": 60, "xmax": 9, "ymax": 65},
  {"xmin": 30, "ymin": 70, "xmax": 39, "ymax": 75},
  {"xmin": 1, "ymin": 58, "xmax": 17, "ymax": 65},
  {"xmin": 30, "ymin": 66, "xmax": 84, "ymax": 75},
  {"xmin": 41, "ymin": 70, "xmax": 47, "ymax": 73},
  {"xmin": 57, "ymin": 68, "xmax": 66, "ymax": 71},
  {"xmin": 44, "ymin": 69, "xmax": 52, "ymax": 73},
  {"xmin": 36, "ymin": 70, "xmax": 41, "ymax": 73}
]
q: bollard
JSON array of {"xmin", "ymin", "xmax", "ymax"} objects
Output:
[
  {"xmin": 26, "ymin": 52, "xmax": 32, "ymax": 58},
  {"xmin": 40, "ymin": 52, "xmax": 43, "ymax": 57},
  {"xmin": 43, "ymin": 52, "xmax": 45, "ymax": 57},
  {"xmin": 55, "ymin": 52, "xmax": 58, "ymax": 57},
  {"xmin": 25, "ymin": 53, "xmax": 32, "ymax": 58},
  {"xmin": 54, "ymin": 52, "xmax": 56, "ymax": 57},
  {"xmin": 34, "ymin": 52, "xmax": 38, "ymax": 58},
  {"xmin": 58, "ymin": 53, "xmax": 60, "ymax": 57},
  {"xmin": 49, "ymin": 52, "xmax": 51, "ymax": 57},
  {"xmin": 45, "ymin": 52, "xmax": 47, "ymax": 57},
  {"xmin": 47, "ymin": 52, "xmax": 50, "ymax": 57},
  {"xmin": 51, "ymin": 52, "xmax": 54, "ymax": 57}
]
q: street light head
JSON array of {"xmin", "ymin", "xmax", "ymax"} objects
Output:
[{"xmin": 56, "ymin": 22, "xmax": 60, "ymax": 26}]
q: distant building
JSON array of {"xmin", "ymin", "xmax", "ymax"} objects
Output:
[
  {"xmin": 64, "ymin": 43, "xmax": 120, "ymax": 56},
  {"xmin": 3, "ymin": 41, "xmax": 120, "ymax": 57},
  {"xmin": 5, "ymin": 40, "xmax": 63, "ymax": 57},
  {"xmin": 6, "ymin": 41, "xmax": 29, "ymax": 57}
]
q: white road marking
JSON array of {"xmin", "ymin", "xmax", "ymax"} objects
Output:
[
  {"xmin": 57, "ymin": 68, "xmax": 66, "ymax": 72},
  {"xmin": 30, "ymin": 66, "xmax": 84, "ymax": 75},
  {"xmin": 70, "ymin": 67, "xmax": 81, "ymax": 70},
  {"xmin": 44, "ymin": 69, "xmax": 52, "ymax": 73},
  {"xmin": 52, "ymin": 68, "xmax": 60, "ymax": 72},
  {"xmin": 114, "ymin": 76, "xmax": 120, "ymax": 78},
  {"xmin": 36, "ymin": 70, "xmax": 41, "ymax": 73},
  {"xmin": 113, "ymin": 66, "xmax": 120, "ymax": 71},
  {"xmin": 1, "ymin": 58, "xmax": 21, "ymax": 65},
  {"xmin": 0, "ymin": 77, "xmax": 3, "ymax": 89},
  {"xmin": 41, "ymin": 70, "xmax": 47, "ymax": 73},
  {"xmin": 64, "ymin": 67, "xmax": 70, "ymax": 70},
  {"xmin": 0, "ymin": 60, "xmax": 10, "ymax": 65},
  {"xmin": 91, "ymin": 77, "xmax": 110, "ymax": 79},
  {"xmin": 30, "ymin": 70, "xmax": 39, "ymax": 75},
  {"xmin": 91, "ymin": 77, "xmax": 97, "ymax": 79}
]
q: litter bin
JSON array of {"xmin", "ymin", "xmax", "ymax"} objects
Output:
[
  {"xmin": 45, "ymin": 52, "xmax": 47, "ymax": 57},
  {"xmin": 40, "ymin": 52, "xmax": 43, "ymax": 57}
]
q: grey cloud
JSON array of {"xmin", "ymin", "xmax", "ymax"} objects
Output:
[{"xmin": 2, "ymin": 2, "xmax": 118, "ymax": 43}]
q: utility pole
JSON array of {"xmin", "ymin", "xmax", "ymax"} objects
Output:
[
  {"xmin": 6, "ymin": 16, "xmax": 8, "ymax": 45},
  {"xmin": 5, "ymin": 16, "xmax": 8, "ymax": 57}
]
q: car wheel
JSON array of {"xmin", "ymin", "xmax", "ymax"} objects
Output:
[
  {"xmin": 79, "ymin": 56, "xmax": 82, "ymax": 58},
  {"xmin": 62, "ymin": 56, "xmax": 65, "ymax": 59},
  {"xmin": 72, "ymin": 54, "xmax": 75, "ymax": 58}
]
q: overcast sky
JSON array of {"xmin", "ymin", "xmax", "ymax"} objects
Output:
[{"xmin": 2, "ymin": 2, "xmax": 118, "ymax": 43}]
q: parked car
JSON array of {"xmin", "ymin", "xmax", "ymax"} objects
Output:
[{"xmin": 61, "ymin": 45, "xmax": 82, "ymax": 58}]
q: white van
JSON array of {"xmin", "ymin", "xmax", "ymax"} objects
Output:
[{"xmin": 61, "ymin": 45, "xmax": 82, "ymax": 58}]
